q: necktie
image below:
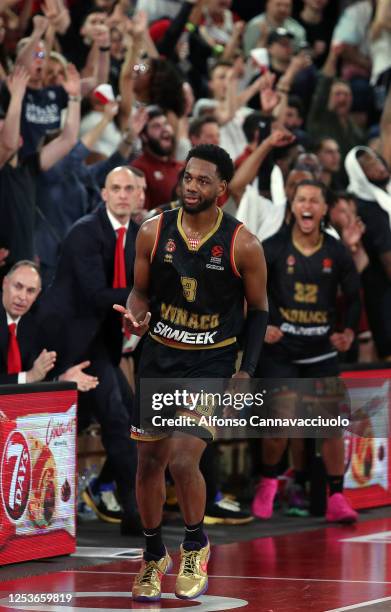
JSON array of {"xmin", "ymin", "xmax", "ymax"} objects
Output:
[
  {"xmin": 7, "ymin": 323, "xmax": 22, "ymax": 374},
  {"xmin": 113, "ymin": 226, "xmax": 127, "ymax": 289}
]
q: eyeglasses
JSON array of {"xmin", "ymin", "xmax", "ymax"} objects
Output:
[{"xmin": 133, "ymin": 63, "xmax": 150, "ymax": 74}]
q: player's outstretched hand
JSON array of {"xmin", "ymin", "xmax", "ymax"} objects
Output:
[{"xmin": 113, "ymin": 304, "xmax": 151, "ymax": 336}]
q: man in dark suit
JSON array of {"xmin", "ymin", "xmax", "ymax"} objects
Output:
[
  {"xmin": 38, "ymin": 166, "xmax": 141, "ymax": 534},
  {"xmin": 0, "ymin": 259, "xmax": 98, "ymax": 390}
]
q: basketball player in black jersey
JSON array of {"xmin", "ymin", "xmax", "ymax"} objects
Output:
[
  {"xmin": 114, "ymin": 144, "xmax": 268, "ymax": 602},
  {"xmin": 252, "ymin": 179, "xmax": 361, "ymax": 524}
]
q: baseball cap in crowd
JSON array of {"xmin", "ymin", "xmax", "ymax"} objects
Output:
[
  {"xmin": 93, "ymin": 83, "xmax": 115, "ymax": 105},
  {"xmin": 267, "ymin": 28, "xmax": 294, "ymax": 46}
]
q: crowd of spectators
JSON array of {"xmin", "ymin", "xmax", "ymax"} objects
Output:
[{"xmin": 1, "ymin": 0, "xmax": 391, "ymax": 528}]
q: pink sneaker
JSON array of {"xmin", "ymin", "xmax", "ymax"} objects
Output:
[
  {"xmin": 251, "ymin": 477, "xmax": 278, "ymax": 519},
  {"xmin": 326, "ymin": 493, "xmax": 358, "ymax": 523}
]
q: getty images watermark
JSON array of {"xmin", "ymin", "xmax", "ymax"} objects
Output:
[
  {"xmin": 138, "ymin": 378, "xmax": 359, "ymax": 439},
  {"xmin": 150, "ymin": 389, "xmax": 350, "ymax": 430}
]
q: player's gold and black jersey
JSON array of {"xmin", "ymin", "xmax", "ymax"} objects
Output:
[
  {"xmin": 148, "ymin": 207, "xmax": 245, "ymax": 349},
  {"xmin": 263, "ymin": 225, "xmax": 361, "ymax": 363}
]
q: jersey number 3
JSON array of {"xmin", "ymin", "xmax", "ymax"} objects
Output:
[
  {"xmin": 294, "ymin": 282, "xmax": 318, "ymax": 304},
  {"xmin": 181, "ymin": 277, "xmax": 198, "ymax": 302}
]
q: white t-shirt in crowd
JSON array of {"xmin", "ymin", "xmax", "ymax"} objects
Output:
[{"xmin": 80, "ymin": 111, "xmax": 122, "ymax": 158}]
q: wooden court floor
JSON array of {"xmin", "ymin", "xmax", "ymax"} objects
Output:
[{"xmin": 2, "ymin": 517, "xmax": 391, "ymax": 611}]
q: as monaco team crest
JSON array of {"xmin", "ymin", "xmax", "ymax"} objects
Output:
[{"xmin": 165, "ymin": 239, "xmax": 176, "ymax": 253}]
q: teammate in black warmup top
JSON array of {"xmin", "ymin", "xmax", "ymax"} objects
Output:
[
  {"xmin": 114, "ymin": 144, "xmax": 268, "ymax": 602},
  {"xmin": 252, "ymin": 179, "xmax": 361, "ymax": 524}
]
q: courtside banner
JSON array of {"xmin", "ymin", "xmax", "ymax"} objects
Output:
[
  {"xmin": 0, "ymin": 383, "xmax": 77, "ymax": 566},
  {"xmin": 342, "ymin": 370, "xmax": 391, "ymax": 509},
  {"xmin": 138, "ymin": 377, "xmax": 389, "ymax": 441}
]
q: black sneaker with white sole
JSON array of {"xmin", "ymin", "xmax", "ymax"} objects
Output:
[
  {"xmin": 204, "ymin": 497, "xmax": 254, "ymax": 525},
  {"xmin": 82, "ymin": 479, "xmax": 122, "ymax": 524}
]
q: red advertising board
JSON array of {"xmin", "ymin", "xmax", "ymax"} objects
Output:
[
  {"xmin": 0, "ymin": 384, "xmax": 77, "ymax": 566},
  {"xmin": 342, "ymin": 370, "xmax": 391, "ymax": 510}
]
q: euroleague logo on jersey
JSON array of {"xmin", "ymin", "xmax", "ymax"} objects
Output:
[
  {"xmin": 211, "ymin": 245, "xmax": 224, "ymax": 259},
  {"xmin": 207, "ymin": 245, "xmax": 225, "ymax": 271},
  {"xmin": 1, "ymin": 430, "xmax": 31, "ymax": 521},
  {"xmin": 165, "ymin": 239, "xmax": 176, "ymax": 253},
  {"xmin": 322, "ymin": 258, "xmax": 333, "ymax": 273}
]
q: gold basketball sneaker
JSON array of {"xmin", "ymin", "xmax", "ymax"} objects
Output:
[
  {"xmin": 132, "ymin": 550, "xmax": 172, "ymax": 602},
  {"xmin": 175, "ymin": 540, "xmax": 210, "ymax": 599}
]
